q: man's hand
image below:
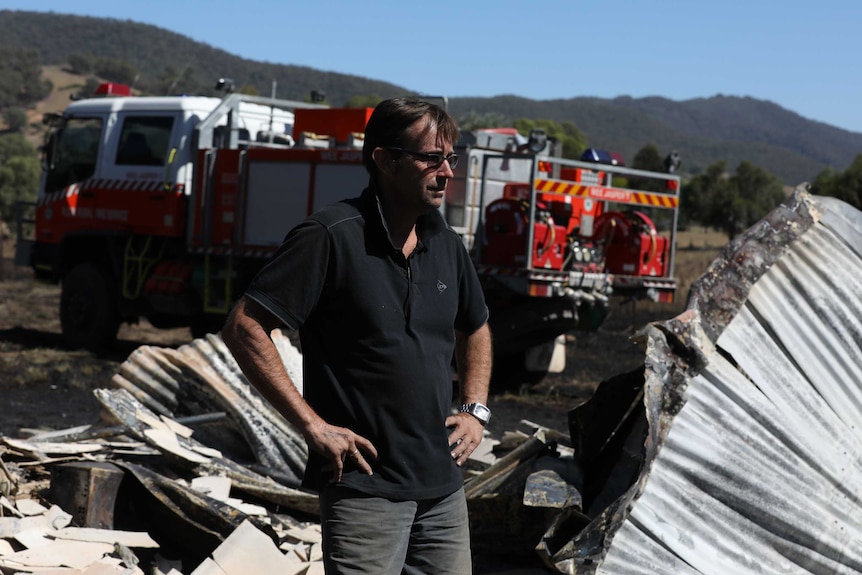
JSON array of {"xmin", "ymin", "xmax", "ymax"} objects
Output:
[
  {"xmin": 305, "ymin": 421, "xmax": 378, "ymax": 483},
  {"xmin": 445, "ymin": 412, "xmax": 485, "ymax": 467}
]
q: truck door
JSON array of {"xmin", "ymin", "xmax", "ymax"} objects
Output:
[{"xmin": 92, "ymin": 112, "xmax": 185, "ymax": 236}]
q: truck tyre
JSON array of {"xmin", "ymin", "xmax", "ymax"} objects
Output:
[{"xmin": 60, "ymin": 262, "xmax": 120, "ymax": 350}]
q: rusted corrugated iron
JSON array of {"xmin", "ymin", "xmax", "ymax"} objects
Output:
[{"xmin": 543, "ymin": 189, "xmax": 862, "ymax": 574}]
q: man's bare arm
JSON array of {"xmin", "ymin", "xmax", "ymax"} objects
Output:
[
  {"xmin": 446, "ymin": 322, "xmax": 492, "ymax": 466},
  {"xmin": 221, "ymin": 297, "xmax": 376, "ymax": 480}
]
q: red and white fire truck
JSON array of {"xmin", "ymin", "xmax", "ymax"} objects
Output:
[{"xmin": 16, "ymin": 84, "xmax": 681, "ymax": 379}]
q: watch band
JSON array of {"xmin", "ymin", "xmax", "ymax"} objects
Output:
[{"xmin": 460, "ymin": 402, "xmax": 491, "ymax": 425}]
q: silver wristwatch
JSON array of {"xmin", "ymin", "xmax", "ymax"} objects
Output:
[{"xmin": 460, "ymin": 402, "xmax": 491, "ymax": 425}]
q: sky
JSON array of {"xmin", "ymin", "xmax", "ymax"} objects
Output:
[{"xmin": 9, "ymin": 0, "xmax": 862, "ymax": 133}]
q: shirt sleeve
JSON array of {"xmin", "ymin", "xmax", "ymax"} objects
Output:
[{"xmin": 244, "ymin": 220, "xmax": 330, "ymax": 330}]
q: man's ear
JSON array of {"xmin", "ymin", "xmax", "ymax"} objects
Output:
[{"xmin": 372, "ymin": 147, "xmax": 397, "ymax": 174}]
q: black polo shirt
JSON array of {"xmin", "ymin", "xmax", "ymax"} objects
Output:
[{"xmin": 245, "ymin": 186, "xmax": 489, "ymax": 500}]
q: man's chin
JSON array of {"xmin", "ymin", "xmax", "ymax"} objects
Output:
[{"xmin": 425, "ymin": 192, "xmax": 445, "ymax": 207}]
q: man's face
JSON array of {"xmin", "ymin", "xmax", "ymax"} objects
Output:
[{"xmin": 388, "ymin": 120, "xmax": 456, "ymax": 213}]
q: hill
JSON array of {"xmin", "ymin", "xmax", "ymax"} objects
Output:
[
  {"xmin": 446, "ymin": 96, "xmax": 862, "ymax": 186},
  {"xmin": 3, "ymin": 9, "xmax": 861, "ymax": 185}
]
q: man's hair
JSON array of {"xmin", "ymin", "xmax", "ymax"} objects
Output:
[{"xmin": 362, "ymin": 98, "xmax": 459, "ymax": 177}]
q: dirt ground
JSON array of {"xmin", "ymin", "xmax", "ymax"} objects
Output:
[{"xmin": 0, "ymin": 251, "xmax": 687, "ymax": 440}]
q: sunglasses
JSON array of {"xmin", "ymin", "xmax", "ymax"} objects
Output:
[{"xmin": 387, "ymin": 147, "xmax": 460, "ymax": 169}]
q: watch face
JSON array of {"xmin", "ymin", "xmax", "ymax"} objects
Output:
[
  {"xmin": 471, "ymin": 403, "xmax": 490, "ymax": 423},
  {"xmin": 461, "ymin": 402, "xmax": 491, "ymax": 423}
]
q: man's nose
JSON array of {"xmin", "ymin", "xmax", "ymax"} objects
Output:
[{"xmin": 438, "ymin": 158, "xmax": 455, "ymax": 176}]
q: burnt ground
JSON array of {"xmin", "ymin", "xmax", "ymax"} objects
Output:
[{"xmin": 0, "ymin": 253, "xmax": 682, "ymax": 440}]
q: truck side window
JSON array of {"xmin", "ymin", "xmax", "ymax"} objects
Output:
[
  {"xmin": 116, "ymin": 116, "xmax": 174, "ymax": 166},
  {"xmin": 44, "ymin": 117, "xmax": 103, "ymax": 195}
]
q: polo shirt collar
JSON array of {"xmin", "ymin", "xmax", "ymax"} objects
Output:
[{"xmin": 360, "ymin": 185, "xmax": 448, "ymax": 252}]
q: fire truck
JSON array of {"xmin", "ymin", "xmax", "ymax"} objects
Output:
[{"xmin": 16, "ymin": 84, "xmax": 681, "ymax": 380}]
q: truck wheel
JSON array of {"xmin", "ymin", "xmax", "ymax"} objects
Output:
[{"xmin": 60, "ymin": 262, "xmax": 120, "ymax": 350}]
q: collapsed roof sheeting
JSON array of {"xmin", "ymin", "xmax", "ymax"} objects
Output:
[
  {"xmin": 545, "ymin": 189, "xmax": 862, "ymax": 574},
  {"xmin": 111, "ymin": 330, "xmax": 307, "ymax": 484}
]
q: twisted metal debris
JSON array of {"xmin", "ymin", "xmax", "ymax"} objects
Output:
[
  {"xmin": 542, "ymin": 189, "xmax": 862, "ymax": 574},
  {"xmin": 110, "ymin": 329, "xmax": 307, "ymax": 484}
]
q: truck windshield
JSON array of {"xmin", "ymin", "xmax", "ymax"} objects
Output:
[{"xmin": 44, "ymin": 117, "xmax": 103, "ymax": 195}]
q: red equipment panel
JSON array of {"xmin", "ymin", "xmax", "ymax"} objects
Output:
[
  {"xmin": 293, "ymin": 108, "xmax": 373, "ymax": 144},
  {"xmin": 593, "ymin": 211, "xmax": 669, "ymax": 277},
  {"xmin": 481, "ymin": 198, "xmax": 567, "ymax": 270},
  {"xmin": 603, "ymin": 233, "xmax": 669, "ymax": 276}
]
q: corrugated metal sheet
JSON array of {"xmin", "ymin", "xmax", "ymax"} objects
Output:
[
  {"xmin": 544, "ymin": 190, "xmax": 862, "ymax": 574},
  {"xmin": 110, "ymin": 329, "xmax": 308, "ymax": 484}
]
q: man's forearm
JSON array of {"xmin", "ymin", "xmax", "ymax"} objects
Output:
[
  {"xmin": 455, "ymin": 323, "xmax": 492, "ymax": 404},
  {"xmin": 222, "ymin": 299, "xmax": 321, "ymax": 434}
]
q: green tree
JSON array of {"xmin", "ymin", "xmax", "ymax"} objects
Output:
[
  {"xmin": 457, "ymin": 111, "xmax": 510, "ymax": 131},
  {"xmin": 835, "ymin": 154, "xmax": 862, "ymax": 208},
  {"xmin": 630, "ymin": 143, "xmax": 671, "ymax": 193},
  {"xmin": 3, "ymin": 107, "xmax": 28, "ymax": 132},
  {"xmin": 812, "ymin": 154, "xmax": 862, "ymax": 209},
  {"xmin": 0, "ymin": 134, "xmax": 40, "ymax": 224},
  {"xmin": 147, "ymin": 64, "xmax": 204, "ymax": 96},
  {"xmin": 67, "ymin": 53, "xmax": 93, "ymax": 74},
  {"xmin": 632, "ymin": 143, "xmax": 665, "ymax": 172},
  {"xmin": 72, "ymin": 77, "xmax": 102, "ymax": 100},
  {"xmin": 681, "ymin": 161, "xmax": 728, "ymax": 226},
  {"xmin": 93, "ymin": 58, "xmax": 139, "ymax": 87},
  {"xmin": 732, "ymin": 161, "xmax": 786, "ymax": 216},
  {"xmin": 810, "ymin": 166, "xmax": 838, "ymax": 199},
  {"xmin": 705, "ymin": 161, "xmax": 785, "ymax": 239},
  {"xmin": 238, "ymin": 84, "xmax": 259, "ymax": 96},
  {"xmin": 343, "ymin": 94, "xmax": 382, "ymax": 109},
  {"xmin": 513, "ymin": 118, "xmax": 587, "ymax": 159},
  {"xmin": 0, "ymin": 48, "xmax": 52, "ymax": 109}
]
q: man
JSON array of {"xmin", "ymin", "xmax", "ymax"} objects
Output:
[{"xmin": 222, "ymin": 97, "xmax": 492, "ymax": 574}]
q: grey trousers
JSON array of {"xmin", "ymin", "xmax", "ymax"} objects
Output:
[{"xmin": 319, "ymin": 485, "xmax": 473, "ymax": 574}]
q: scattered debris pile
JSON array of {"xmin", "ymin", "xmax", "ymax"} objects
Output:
[{"xmin": 0, "ymin": 330, "xmax": 575, "ymax": 573}]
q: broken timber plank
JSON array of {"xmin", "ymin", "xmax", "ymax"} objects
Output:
[{"xmin": 93, "ymin": 388, "xmax": 318, "ymax": 517}]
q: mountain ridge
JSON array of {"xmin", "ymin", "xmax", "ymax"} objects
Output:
[{"xmin": 3, "ymin": 9, "xmax": 860, "ymax": 185}]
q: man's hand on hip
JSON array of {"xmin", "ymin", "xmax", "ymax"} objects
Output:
[
  {"xmin": 305, "ymin": 421, "xmax": 378, "ymax": 483},
  {"xmin": 445, "ymin": 413, "xmax": 485, "ymax": 467}
]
